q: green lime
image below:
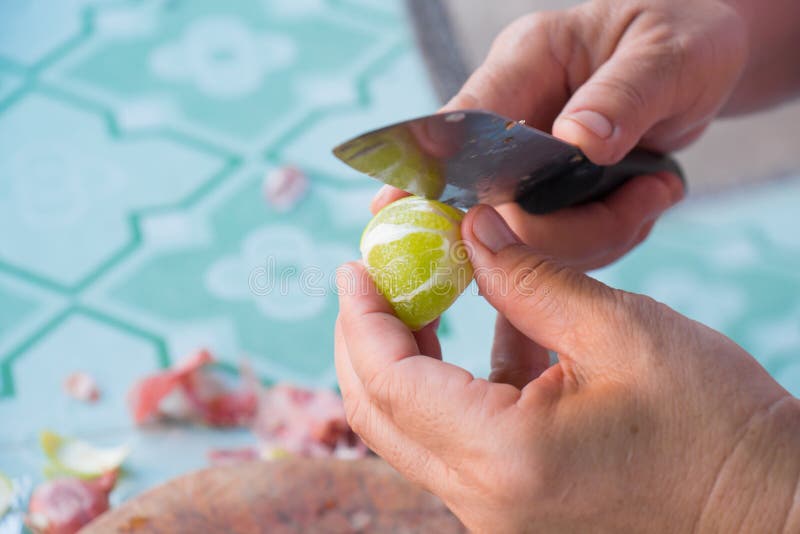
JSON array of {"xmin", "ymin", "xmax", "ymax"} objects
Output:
[{"xmin": 360, "ymin": 196, "xmax": 473, "ymax": 330}]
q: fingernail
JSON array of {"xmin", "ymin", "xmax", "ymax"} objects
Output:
[
  {"xmin": 472, "ymin": 206, "xmax": 519, "ymax": 253},
  {"xmin": 655, "ymin": 172, "xmax": 686, "ymax": 204},
  {"xmin": 565, "ymin": 110, "xmax": 614, "ymax": 139}
]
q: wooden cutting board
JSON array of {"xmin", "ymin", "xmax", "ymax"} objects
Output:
[{"xmin": 84, "ymin": 458, "xmax": 465, "ymax": 533}]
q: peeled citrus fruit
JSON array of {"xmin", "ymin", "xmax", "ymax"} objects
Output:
[{"xmin": 360, "ymin": 196, "xmax": 473, "ymax": 330}]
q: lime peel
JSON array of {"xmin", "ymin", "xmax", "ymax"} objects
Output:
[
  {"xmin": 40, "ymin": 430, "xmax": 129, "ymax": 479},
  {"xmin": 0, "ymin": 471, "xmax": 12, "ymax": 518}
]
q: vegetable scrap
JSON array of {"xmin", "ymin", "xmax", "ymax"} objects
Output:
[
  {"xmin": 262, "ymin": 165, "xmax": 308, "ymax": 212},
  {"xmin": 252, "ymin": 384, "xmax": 367, "ymax": 459},
  {"xmin": 127, "ymin": 350, "xmax": 257, "ymax": 427},
  {"xmin": 128, "ymin": 350, "xmax": 366, "ymax": 463},
  {"xmin": 26, "ymin": 471, "xmax": 116, "ymax": 534},
  {"xmin": 0, "ymin": 472, "xmax": 12, "ymax": 518},
  {"xmin": 40, "ymin": 431, "xmax": 129, "ymax": 479},
  {"xmin": 19, "ymin": 351, "xmax": 368, "ymax": 532},
  {"xmin": 26, "ymin": 433, "xmax": 127, "ymax": 534},
  {"xmin": 63, "ymin": 372, "xmax": 100, "ymax": 403}
]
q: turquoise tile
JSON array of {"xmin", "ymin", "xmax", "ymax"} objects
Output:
[
  {"xmin": 57, "ymin": 0, "xmax": 392, "ymax": 143},
  {"xmin": 0, "ymin": 312, "xmax": 166, "ymax": 443},
  {"xmin": 278, "ymin": 47, "xmax": 439, "ymax": 178},
  {"xmin": 104, "ymin": 167, "xmax": 363, "ymax": 382},
  {"xmin": 0, "ymin": 0, "xmax": 438, "ymax": 501},
  {"xmin": 2, "ymin": 0, "xmax": 798, "ymax": 506},
  {"xmin": 0, "ymin": 91, "xmax": 232, "ymax": 290},
  {"xmin": 0, "ymin": 70, "xmax": 24, "ymax": 104},
  {"xmin": 0, "ymin": 284, "xmax": 38, "ymax": 340},
  {"xmin": 0, "ymin": 0, "xmax": 93, "ymax": 68}
]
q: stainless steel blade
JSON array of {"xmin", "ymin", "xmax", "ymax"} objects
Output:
[{"xmin": 332, "ymin": 109, "xmax": 595, "ymax": 210}]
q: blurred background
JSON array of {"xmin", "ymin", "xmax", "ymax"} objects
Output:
[{"xmin": 0, "ymin": 0, "xmax": 798, "ymax": 519}]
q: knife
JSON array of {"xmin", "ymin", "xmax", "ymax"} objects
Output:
[{"xmin": 332, "ymin": 109, "xmax": 684, "ymax": 214}]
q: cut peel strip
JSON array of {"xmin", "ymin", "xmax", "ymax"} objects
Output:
[{"xmin": 40, "ymin": 431, "xmax": 130, "ymax": 479}]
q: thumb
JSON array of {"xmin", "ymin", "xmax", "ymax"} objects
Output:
[
  {"xmin": 463, "ymin": 205, "xmax": 638, "ymax": 379},
  {"xmin": 552, "ymin": 45, "xmax": 681, "ymax": 165}
]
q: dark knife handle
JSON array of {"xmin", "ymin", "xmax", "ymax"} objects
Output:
[
  {"xmin": 591, "ymin": 149, "xmax": 686, "ymax": 203},
  {"xmin": 515, "ymin": 148, "xmax": 685, "ymax": 214}
]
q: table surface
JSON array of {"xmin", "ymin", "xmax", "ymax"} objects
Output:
[
  {"xmin": 84, "ymin": 458, "xmax": 464, "ymax": 533},
  {"xmin": 1, "ymin": 0, "xmax": 799, "ymax": 525}
]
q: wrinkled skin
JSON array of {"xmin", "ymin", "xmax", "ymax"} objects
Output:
[
  {"xmin": 335, "ymin": 206, "xmax": 800, "ymax": 532},
  {"xmin": 373, "ymin": 0, "xmax": 799, "ymax": 272},
  {"xmin": 342, "ymin": 0, "xmax": 800, "ymax": 531}
]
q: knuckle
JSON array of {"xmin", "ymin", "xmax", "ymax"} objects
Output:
[
  {"xmin": 502, "ymin": 247, "xmax": 549, "ymax": 298},
  {"xmin": 500, "ymin": 12, "xmax": 551, "ymax": 44},
  {"xmin": 491, "ymin": 11, "xmax": 562, "ymax": 63},
  {"xmin": 362, "ymin": 362, "xmax": 415, "ymax": 415},
  {"xmin": 594, "ymin": 76, "xmax": 649, "ymax": 113},
  {"xmin": 363, "ymin": 367, "xmax": 393, "ymax": 405},
  {"xmin": 668, "ymin": 32, "xmax": 699, "ymax": 65},
  {"xmin": 505, "ymin": 255, "xmax": 580, "ymax": 340}
]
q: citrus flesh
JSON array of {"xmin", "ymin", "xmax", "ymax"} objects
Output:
[{"xmin": 360, "ymin": 196, "xmax": 473, "ymax": 330}]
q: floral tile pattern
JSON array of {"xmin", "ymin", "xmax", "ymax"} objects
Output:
[
  {"xmin": 1, "ymin": 0, "xmax": 798, "ymax": 506},
  {"xmin": 0, "ymin": 0, "xmax": 443, "ymax": 499}
]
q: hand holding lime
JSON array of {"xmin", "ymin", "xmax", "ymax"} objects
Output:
[{"xmin": 360, "ymin": 196, "xmax": 473, "ymax": 330}]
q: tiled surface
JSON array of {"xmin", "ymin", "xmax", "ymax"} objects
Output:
[
  {"xmin": 0, "ymin": 0, "xmax": 799, "ymax": 512},
  {"xmin": 0, "ymin": 0, "xmax": 471, "ymax": 502}
]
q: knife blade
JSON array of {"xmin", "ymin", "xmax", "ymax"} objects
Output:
[{"xmin": 332, "ymin": 109, "xmax": 684, "ymax": 214}]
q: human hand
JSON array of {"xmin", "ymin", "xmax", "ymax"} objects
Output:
[
  {"xmin": 372, "ymin": 0, "xmax": 759, "ymax": 270},
  {"xmin": 335, "ymin": 205, "xmax": 800, "ymax": 533}
]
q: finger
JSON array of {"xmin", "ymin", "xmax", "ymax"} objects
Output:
[
  {"xmin": 334, "ymin": 318, "xmax": 450, "ymax": 493},
  {"xmin": 582, "ymin": 216, "xmax": 658, "ymax": 274},
  {"xmin": 490, "ymin": 314, "xmax": 551, "ymax": 389},
  {"xmin": 441, "ymin": 12, "xmax": 571, "ymax": 130},
  {"xmin": 552, "ymin": 26, "xmax": 684, "ymax": 164},
  {"xmin": 644, "ymin": 122, "xmax": 710, "ymax": 154},
  {"xmin": 334, "ymin": 316, "xmax": 365, "ymax": 404},
  {"xmin": 414, "ymin": 321, "xmax": 442, "ymax": 361},
  {"xmin": 370, "ymin": 185, "xmax": 410, "ymax": 215},
  {"xmin": 336, "ymin": 262, "xmax": 421, "ymax": 386},
  {"xmin": 631, "ymin": 219, "xmax": 657, "ymax": 249},
  {"xmin": 338, "ymin": 263, "xmax": 521, "ymax": 453},
  {"xmin": 495, "ymin": 172, "xmax": 684, "ymax": 271},
  {"xmin": 463, "ymin": 205, "xmax": 638, "ymax": 380}
]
